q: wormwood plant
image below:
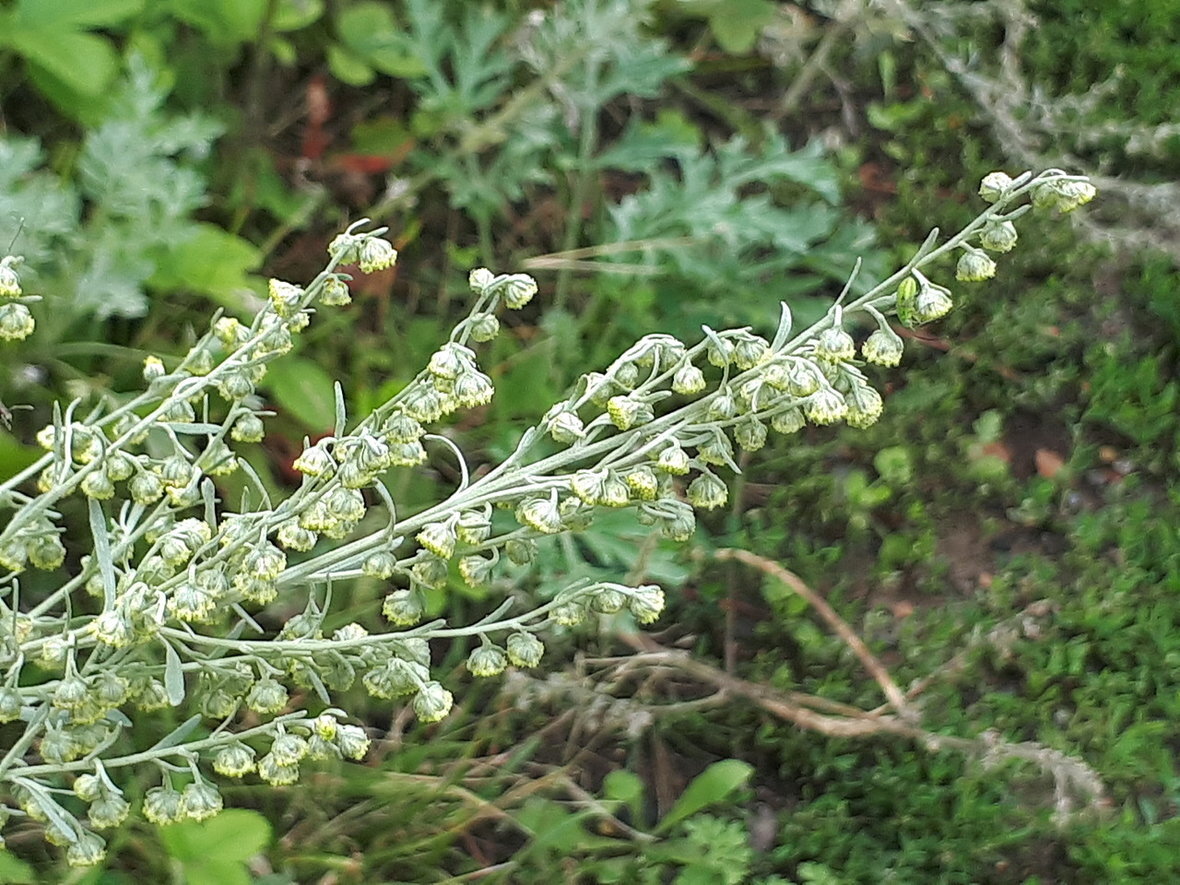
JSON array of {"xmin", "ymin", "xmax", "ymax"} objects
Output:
[{"xmin": 0, "ymin": 169, "xmax": 1094, "ymax": 866}]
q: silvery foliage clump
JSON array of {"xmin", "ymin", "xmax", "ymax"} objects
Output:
[{"xmin": 0, "ymin": 169, "xmax": 1093, "ymax": 864}]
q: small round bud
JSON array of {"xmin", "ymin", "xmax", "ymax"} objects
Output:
[
  {"xmin": 469, "ymin": 267, "xmax": 495, "ymax": 293},
  {"xmin": 515, "ymin": 494, "xmax": 564, "ymax": 534},
  {"xmin": 624, "ymin": 465, "xmax": 659, "ymax": 501},
  {"xmin": 467, "ymin": 644, "xmax": 508, "ymax": 677},
  {"xmin": 551, "ymin": 601, "xmax": 588, "ymax": 626},
  {"xmin": 686, "ymin": 472, "xmax": 728, "ymax": 510},
  {"xmin": 143, "ymin": 786, "xmax": 185, "ymax": 825},
  {"xmin": 495, "ymin": 273, "xmax": 538, "ymax": 309},
  {"xmin": 844, "ymin": 383, "xmax": 884, "ymax": 429},
  {"xmin": 245, "ymin": 678, "xmax": 289, "ymax": 715},
  {"xmin": 506, "ymin": 632, "xmax": 545, "ymax": 668},
  {"xmin": 413, "ymin": 681, "xmax": 454, "ymax": 722},
  {"xmin": 336, "ymin": 724, "xmax": 371, "ymax": 760},
  {"xmin": 213, "ymin": 743, "xmax": 256, "ymax": 777},
  {"xmin": 732, "ymin": 335, "xmax": 769, "ymax": 370},
  {"xmin": 277, "ymin": 521, "xmax": 318, "ymax": 552},
  {"xmin": 978, "ymin": 172, "xmax": 1014, "ymax": 202},
  {"xmin": 803, "ymin": 387, "xmax": 848, "ymax": 425},
  {"xmin": 656, "ymin": 443, "xmax": 691, "ymax": 475},
  {"xmin": 362, "ymin": 551, "xmax": 399, "ymax": 579},
  {"xmin": 329, "ymin": 232, "xmax": 364, "ymax": 264},
  {"xmin": 548, "ymin": 410, "xmax": 585, "ymax": 444},
  {"xmin": 0, "ymin": 302, "xmax": 35, "ymax": 340},
  {"xmin": 813, "ymin": 326, "xmax": 856, "ymax": 362},
  {"xmin": 269, "ymin": 733, "xmax": 309, "ymax": 766},
  {"xmin": 468, "ymin": 312, "xmax": 500, "ymax": 342},
  {"xmin": 417, "ymin": 520, "xmax": 458, "ymax": 559},
  {"xmin": 319, "ymin": 276, "xmax": 352, "ymax": 306},
  {"xmin": 428, "ymin": 343, "xmax": 471, "ymax": 380},
  {"xmin": 128, "ymin": 470, "xmax": 164, "ymax": 505},
  {"xmin": 359, "ymin": 238, "xmax": 398, "ymax": 273},
  {"xmin": 257, "ymin": 756, "xmax": 300, "ymax": 786},
  {"xmin": 979, "ymin": 219, "xmax": 1018, "ymax": 253},
  {"xmin": 914, "ymin": 281, "xmax": 954, "ymax": 323},
  {"xmin": 955, "ymin": 248, "xmax": 997, "ymax": 282},
  {"xmin": 453, "ymin": 370, "xmax": 495, "ymax": 407},
  {"xmin": 0, "ymin": 257, "xmax": 22, "ymax": 298},
  {"xmin": 180, "ymin": 782, "xmax": 223, "ymax": 821},
  {"xmin": 734, "ymin": 418, "xmax": 768, "ymax": 452},
  {"xmin": 383, "ymin": 589, "xmax": 425, "ymax": 626},
  {"xmin": 861, "ymin": 328, "xmax": 904, "ymax": 367},
  {"xmin": 590, "ymin": 587, "xmax": 627, "ymax": 614},
  {"xmin": 88, "ymin": 794, "xmax": 130, "ymax": 830},
  {"xmin": 458, "ymin": 553, "xmax": 495, "ymax": 587},
  {"xmin": 672, "ymin": 363, "xmax": 707, "ymax": 396},
  {"xmin": 65, "ymin": 831, "xmax": 106, "ymax": 867},
  {"xmin": 628, "ymin": 585, "xmax": 665, "ymax": 623},
  {"xmin": 80, "ymin": 471, "xmax": 116, "ymax": 500},
  {"xmin": 142, "ymin": 355, "xmax": 167, "ymax": 382}
]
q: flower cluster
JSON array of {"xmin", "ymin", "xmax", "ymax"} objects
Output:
[{"xmin": 0, "ymin": 171, "xmax": 1092, "ymax": 864}]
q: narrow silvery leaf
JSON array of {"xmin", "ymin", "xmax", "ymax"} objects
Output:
[
  {"xmin": 163, "ymin": 641, "xmax": 185, "ymax": 706},
  {"xmin": 87, "ymin": 497, "xmax": 116, "ymax": 609}
]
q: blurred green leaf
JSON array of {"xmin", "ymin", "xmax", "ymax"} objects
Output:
[
  {"xmin": 160, "ymin": 809, "xmax": 273, "ymax": 885},
  {"xmin": 15, "ymin": 0, "xmax": 143, "ymax": 28},
  {"xmin": 656, "ymin": 759, "xmax": 753, "ymax": 833},
  {"xmin": 335, "ymin": 2, "xmax": 424, "ymax": 78},
  {"xmin": 265, "ymin": 356, "xmax": 338, "ymax": 432},
  {"xmin": 149, "ymin": 223, "xmax": 262, "ymax": 312},
  {"xmin": 8, "ymin": 28, "xmax": 118, "ymax": 96}
]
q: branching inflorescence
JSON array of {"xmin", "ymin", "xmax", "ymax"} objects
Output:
[{"xmin": 0, "ymin": 169, "xmax": 1093, "ymax": 864}]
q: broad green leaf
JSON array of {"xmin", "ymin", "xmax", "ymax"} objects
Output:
[
  {"xmin": 327, "ymin": 44, "xmax": 375, "ymax": 87},
  {"xmin": 149, "ymin": 223, "xmax": 262, "ymax": 312},
  {"xmin": 274, "ymin": 0, "xmax": 323, "ymax": 31},
  {"xmin": 335, "ymin": 1, "xmax": 424, "ymax": 77},
  {"xmin": 15, "ymin": 0, "xmax": 143, "ymax": 29},
  {"xmin": 9, "ymin": 28, "xmax": 118, "ymax": 96},
  {"xmin": 159, "ymin": 810, "xmax": 273, "ymax": 863},
  {"xmin": 264, "ymin": 357, "xmax": 338, "ymax": 432},
  {"xmin": 655, "ymin": 759, "xmax": 753, "ymax": 833},
  {"xmin": 170, "ymin": 0, "xmax": 267, "ymax": 43},
  {"xmin": 706, "ymin": 0, "xmax": 775, "ymax": 54},
  {"xmin": 0, "ymin": 849, "xmax": 36, "ymax": 883}
]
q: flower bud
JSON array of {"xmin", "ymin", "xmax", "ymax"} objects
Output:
[
  {"xmin": 590, "ymin": 587, "xmax": 627, "ymax": 614},
  {"xmin": 516, "ymin": 493, "xmax": 564, "ymax": 534},
  {"xmin": 80, "ymin": 471, "xmax": 116, "ymax": 500},
  {"xmin": 783, "ymin": 359, "xmax": 823, "ymax": 397},
  {"xmin": 320, "ymin": 276, "xmax": 352, "ymax": 306},
  {"xmin": 813, "ymin": 326, "xmax": 856, "ymax": 362},
  {"xmin": 656, "ymin": 443, "xmax": 691, "ymax": 475},
  {"xmin": 0, "ymin": 302, "xmax": 34, "ymax": 340},
  {"xmin": 65, "ymin": 831, "xmax": 106, "ymax": 867},
  {"xmin": 955, "ymin": 248, "xmax": 997, "ymax": 282},
  {"xmin": 978, "ymin": 171, "xmax": 1014, "ymax": 202},
  {"xmin": 411, "ymin": 555, "xmax": 449, "ymax": 588},
  {"xmin": 467, "ymin": 644, "xmax": 508, "ymax": 677},
  {"xmin": 505, "ymin": 538, "xmax": 537, "ymax": 565},
  {"xmin": 336, "ymin": 724, "xmax": 371, "ymax": 760},
  {"xmin": 844, "ymin": 383, "xmax": 884, "ymax": 429},
  {"xmin": 506, "ymin": 632, "xmax": 545, "ymax": 667},
  {"xmin": 362, "ymin": 551, "xmax": 399, "ymax": 579},
  {"xmin": 914, "ymin": 280, "xmax": 954, "ymax": 323},
  {"xmin": 267, "ymin": 279, "xmax": 304, "ymax": 317},
  {"xmin": 686, "ymin": 472, "xmax": 728, "ymax": 510},
  {"xmin": 468, "ymin": 312, "xmax": 500, "ymax": 342},
  {"xmin": 413, "ymin": 681, "xmax": 454, "ymax": 722},
  {"xmin": 495, "ymin": 273, "xmax": 538, "ymax": 309},
  {"xmin": 383, "ymin": 589, "xmax": 426, "ymax": 626},
  {"xmin": 213, "ymin": 743, "xmax": 256, "ymax": 777},
  {"xmin": 453, "ymin": 370, "xmax": 495, "ymax": 408},
  {"xmin": 245, "ymin": 677, "xmax": 289, "ymax": 715},
  {"xmin": 257, "ymin": 756, "xmax": 300, "ymax": 786},
  {"xmin": 672, "ymin": 363, "xmax": 707, "ymax": 395},
  {"xmin": 469, "ymin": 267, "xmax": 494, "ymax": 293},
  {"xmin": 180, "ymin": 782, "xmax": 223, "ymax": 821},
  {"xmin": 143, "ymin": 786, "xmax": 185, "ymax": 825},
  {"xmin": 277, "ymin": 521, "xmax": 318, "ymax": 552},
  {"xmin": 803, "ymin": 387, "xmax": 848, "ymax": 425},
  {"xmin": 0, "ymin": 257, "xmax": 22, "ymax": 297},
  {"xmin": 548, "ymin": 410, "xmax": 585, "ymax": 443},
  {"xmin": 417, "ymin": 520, "xmax": 458, "ymax": 559},
  {"xmin": 551, "ymin": 601, "xmax": 588, "ymax": 626},
  {"xmin": 628, "ymin": 585, "xmax": 665, "ymax": 623},
  {"xmin": 979, "ymin": 219, "xmax": 1018, "ymax": 253},
  {"xmin": 624, "ymin": 465, "xmax": 659, "ymax": 501},
  {"xmin": 732, "ymin": 335, "xmax": 769, "ymax": 370},
  {"xmin": 861, "ymin": 328, "xmax": 904, "ymax": 367},
  {"xmin": 359, "ymin": 237, "xmax": 398, "ymax": 273},
  {"xmin": 735, "ymin": 418, "xmax": 768, "ymax": 452},
  {"xmin": 458, "ymin": 553, "xmax": 496, "ymax": 587},
  {"xmin": 88, "ymin": 794, "xmax": 130, "ymax": 830}
]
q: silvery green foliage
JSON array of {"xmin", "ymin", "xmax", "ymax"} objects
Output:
[
  {"xmin": 0, "ymin": 170, "xmax": 1092, "ymax": 863},
  {"xmin": 0, "ymin": 55, "xmax": 225, "ymax": 322}
]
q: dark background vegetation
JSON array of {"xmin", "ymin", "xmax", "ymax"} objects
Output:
[{"xmin": 2, "ymin": 0, "xmax": 1179, "ymax": 881}]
